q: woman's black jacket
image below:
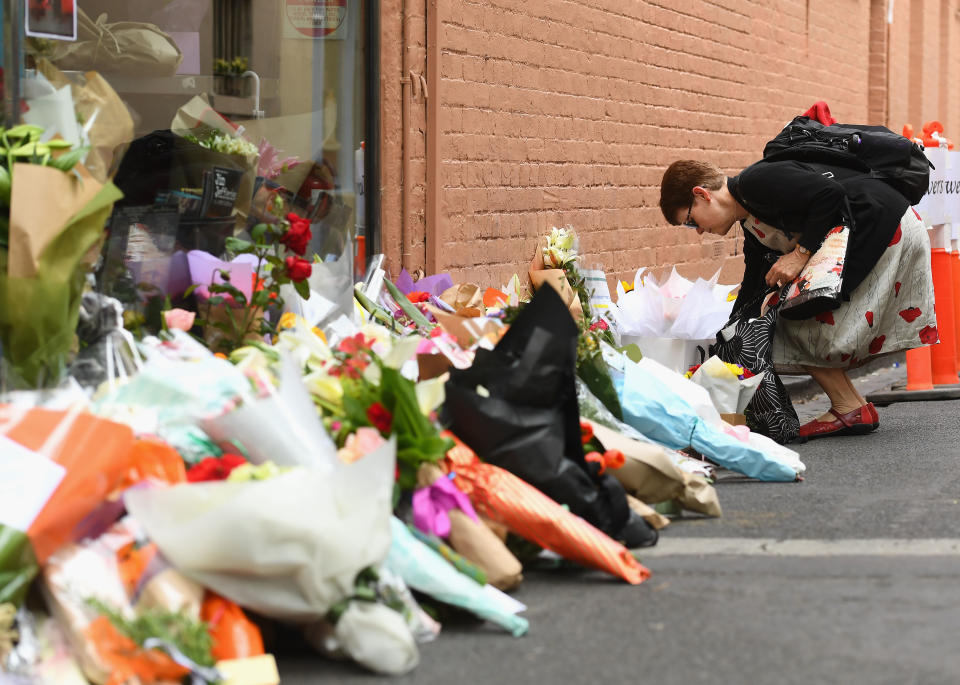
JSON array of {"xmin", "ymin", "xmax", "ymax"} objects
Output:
[{"xmin": 727, "ymin": 159, "xmax": 910, "ymax": 319}]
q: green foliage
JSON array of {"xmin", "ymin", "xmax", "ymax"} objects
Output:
[
  {"xmin": 86, "ymin": 598, "xmax": 216, "ymax": 668},
  {"xmin": 382, "ymin": 277, "xmax": 435, "ymax": 332},
  {"xmin": 0, "ymin": 124, "xmax": 88, "ymax": 247},
  {"xmin": 378, "ymin": 365, "xmax": 453, "ymax": 489}
]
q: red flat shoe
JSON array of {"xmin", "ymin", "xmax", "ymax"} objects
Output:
[
  {"xmin": 797, "ymin": 405, "xmax": 875, "ymax": 442},
  {"xmin": 864, "ymin": 402, "xmax": 880, "ymax": 431}
]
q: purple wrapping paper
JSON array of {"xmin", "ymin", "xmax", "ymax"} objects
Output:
[
  {"xmin": 395, "ymin": 269, "xmax": 454, "ymax": 297},
  {"xmin": 187, "ymin": 250, "xmax": 260, "ymax": 300}
]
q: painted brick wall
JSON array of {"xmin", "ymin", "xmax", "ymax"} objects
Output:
[{"xmin": 380, "ymin": 0, "xmax": 960, "ymax": 292}]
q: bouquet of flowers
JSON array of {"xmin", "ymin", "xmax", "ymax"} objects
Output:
[
  {"xmin": 0, "ymin": 124, "xmax": 122, "ymax": 387},
  {"xmin": 688, "ymin": 356, "xmax": 765, "ymax": 418},
  {"xmin": 184, "ymin": 195, "xmax": 314, "ymax": 353}
]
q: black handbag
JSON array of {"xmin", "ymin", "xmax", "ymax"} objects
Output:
[{"xmin": 710, "ymin": 292, "xmax": 800, "ymax": 444}]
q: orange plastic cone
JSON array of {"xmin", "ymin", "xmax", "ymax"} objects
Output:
[
  {"xmin": 905, "ymin": 346, "xmax": 934, "ymax": 390},
  {"xmin": 929, "ymin": 248, "xmax": 960, "ymax": 385},
  {"xmin": 953, "ymin": 249, "xmax": 960, "ymax": 372}
]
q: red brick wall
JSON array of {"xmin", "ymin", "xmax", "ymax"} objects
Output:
[{"xmin": 380, "ymin": 0, "xmax": 960, "ymax": 292}]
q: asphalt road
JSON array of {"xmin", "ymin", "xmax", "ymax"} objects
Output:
[{"xmin": 278, "ymin": 364, "xmax": 960, "ymax": 684}]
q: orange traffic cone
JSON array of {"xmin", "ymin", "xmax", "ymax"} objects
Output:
[
  {"xmin": 905, "ymin": 346, "xmax": 934, "ymax": 391},
  {"xmin": 930, "ymin": 248, "xmax": 960, "ymax": 385},
  {"xmin": 953, "ymin": 249, "xmax": 960, "ymax": 373}
]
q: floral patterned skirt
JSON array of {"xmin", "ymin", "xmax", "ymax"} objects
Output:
[{"xmin": 772, "ymin": 207, "xmax": 938, "ymax": 373}]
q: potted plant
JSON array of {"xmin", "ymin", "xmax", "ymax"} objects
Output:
[{"xmin": 213, "ymin": 56, "xmax": 250, "ymax": 97}]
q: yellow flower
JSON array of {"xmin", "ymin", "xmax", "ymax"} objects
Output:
[
  {"xmin": 621, "ymin": 280, "xmax": 634, "ymax": 293},
  {"xmin": 278, "ymin": 312, "xmax": 300, "ymax": 329},
  {"xmin": 304, "ymin": 371, "xmax": 344, "ymax": 403},
  {"xmin": 722, "ymin": 362, "xmax": 745, "ymax": 377},
  {"xmin": 312, "ymin": 327, "xmax": 327, "ymax": 343}
]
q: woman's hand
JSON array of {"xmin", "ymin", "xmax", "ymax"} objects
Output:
[{"xmin": 765, "ymin": 247, "xmax": 811, "ymax": 288}]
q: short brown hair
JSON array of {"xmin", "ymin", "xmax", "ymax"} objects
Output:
[{"xmin": 659, "ymin": 160, "xmax": 725, "ymax": 224}]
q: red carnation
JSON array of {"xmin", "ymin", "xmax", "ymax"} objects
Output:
[
  {"xmin": 407, "ymin": 291, "xmax": 430, "ymax": 303},
  {"xmin": 186, "ymin": 453, "xmax": 247, "ymax": 482},
  {"xmin": 366, "ymin": 402, "xmax": 393, "ymax": 434},
  {"xmin": 869, "ymin": 335, "xmax": 886, "ymax": 355},
  {"xmin": 281, "ymin": 213, "xmax": 312, "ymax": 255},
  {"xmin": 285, "ymin": 256, "xmax": 312, "ymax": 282}
]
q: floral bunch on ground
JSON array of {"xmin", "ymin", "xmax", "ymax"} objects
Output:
[{"xmin": 190, "ymin": 196, "xmax": 313, "ymax": 353}]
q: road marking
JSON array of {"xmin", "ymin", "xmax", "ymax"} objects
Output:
[{"xmin": 639, "ymin": 538, "xmax": 960, "ymax": 557}]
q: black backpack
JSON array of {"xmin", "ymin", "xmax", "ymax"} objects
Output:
[{"xmin": 763, "ymin": 116, "xmax": 934, "ymax": 205}]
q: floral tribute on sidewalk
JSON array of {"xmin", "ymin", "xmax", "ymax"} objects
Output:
[{"xmin": 0, "ymin": 69, "xmax": 805, "ymax": 681}]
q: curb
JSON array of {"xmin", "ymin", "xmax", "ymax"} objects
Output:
[{"xmin": 780, "ymin": 351, "xmax": 906, "ymax": 401}]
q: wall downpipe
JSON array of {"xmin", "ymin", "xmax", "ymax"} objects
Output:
[
  {"xmin": 425, "ymin": 0, "xmax": 440, "ymax": 275},
  {"xmin": 400, "ymin": 0, "xmax": 412, "ymax": 270}
]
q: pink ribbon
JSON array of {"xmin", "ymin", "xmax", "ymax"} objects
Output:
[{"xmin": 412, "ymin": 474, "xmax": 479, "ymax": 538}]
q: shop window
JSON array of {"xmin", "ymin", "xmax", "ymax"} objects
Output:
[{"xmin": 13, "ymin": 0, "xmax": 373, "ymax": 331}]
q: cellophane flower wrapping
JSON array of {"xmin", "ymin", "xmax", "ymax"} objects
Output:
[
  {"xmin": 442, "ymin": 284, "xmax": 640, "ymax": 542},
  {"xmin": 383, "ymin": 517, "xmax": 529, "ymax": 637},
  {"xmin": 617, "ymin": 357, "xmax": 800, "ymax": 482},
  {"xmin": 0, "ymin": 165, "xmax": 122, "ymax": 388},
  {"xmin": 689, "ymin": 356, "xmax": 765, "ymax": 415},
  {"xmin": 613, "ymin": 268, "xmax": 738, "ymax": 372},
  {"xmin": 442, "ymin": 437, "xmax": 650, "ymax": 585},
  {"xmin": 124, "ymin": 437, "xmax": 396, "ymax": 623},
  {"xmin": 201, "ymin": 355, "xmax": 337, "ymax": 469}
]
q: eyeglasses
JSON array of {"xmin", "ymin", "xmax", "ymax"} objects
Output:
[{"xmin": 682, "ymin": 201, "xmax": 698, "ymax": 229}]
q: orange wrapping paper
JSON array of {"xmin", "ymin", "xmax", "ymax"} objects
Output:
[
  {"xmin": 86, "ymin": 616, "xmax": 190, "ymax": 685},
  {"xmin": 0, "ymin": 405, "xmax": 135, "ymax": 564},
  {"xmin": 441, "ymin": 435, "xmax": 650, "ymax": 585}
]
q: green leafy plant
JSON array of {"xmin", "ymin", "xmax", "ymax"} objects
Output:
[{"xmin": 213, "ymin": 56, "xmax": 249, "ymax": 75}]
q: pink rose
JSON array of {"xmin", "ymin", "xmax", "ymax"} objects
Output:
[
  {"xmin": 164, "ymin": 308, "xmax": 196, "ymax": 331},
  {"xmin": 337, "ymin": 427, "xmax": 387, "ymax": 463}
]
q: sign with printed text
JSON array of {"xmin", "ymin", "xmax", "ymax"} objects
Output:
[
  {"xmin": 915, "ymin": 148, "xmax": 960, "ymax": 226},
  {"xmin": 284, "ymin": 0, "xmax": 348, "ymax": 40}
]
